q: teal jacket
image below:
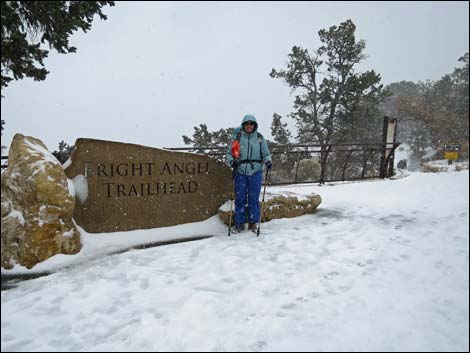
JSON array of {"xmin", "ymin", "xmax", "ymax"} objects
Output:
[{"xmin": 226, "ymin": 114, "xmax": 272, "ymax": 175}]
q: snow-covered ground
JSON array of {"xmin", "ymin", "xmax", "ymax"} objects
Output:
[{"xmin": 1, "ymin": 170, "xmax": 469, "ymax": 352}]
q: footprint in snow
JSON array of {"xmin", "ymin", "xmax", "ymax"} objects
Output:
[
  {"xmin": 140, "ymin": 278, "xmax": 150, "ymax": 290},
  {"xmin": 323, "ymin": 271, "xmax": 340, "ymax": 280},
  {"xmin": 296, "ymin": 296, "xmax": 309, "ymax": 303},
  {"xmin": 249, "ymin": 340, "xmax": 267, "ymax": 352},
  {"xmin": 280, "ymin": 303, "xmax": 296, "ymax": 310}
]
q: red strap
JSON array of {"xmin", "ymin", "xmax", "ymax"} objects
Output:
[{"xmin": 231, "ymin": 140, "xmax": 240, "ymax": 159}]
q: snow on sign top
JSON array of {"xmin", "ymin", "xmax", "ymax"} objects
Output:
[{"xmin": 64, "ymin": 138, "xmax": 232, "ymax": 233}]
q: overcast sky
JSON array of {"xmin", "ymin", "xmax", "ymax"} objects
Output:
[{"xmin": 1, "ymin": 1, "xmax": 469, "ymax": 152}]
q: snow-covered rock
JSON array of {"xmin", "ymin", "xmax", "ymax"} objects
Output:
[
  {"xmin": 1, "ymin": 134, "xmax": 81, "ymax": 269},
  {"xmin": 421, "ymin": 159, "xmax": 469, "ymax": 173},
  {"xmin": 218, "ymin": 191, "xmax": 322, "ymax": 225}
]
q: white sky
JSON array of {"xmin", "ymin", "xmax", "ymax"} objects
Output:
[{"xmin": 1, "ymin": 1, "xmax": 469, "ymax": 152}]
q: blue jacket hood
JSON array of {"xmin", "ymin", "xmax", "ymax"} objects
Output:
[{"xmin": 241, "ymin": 114, "xmax": 258, "ymax": 132}]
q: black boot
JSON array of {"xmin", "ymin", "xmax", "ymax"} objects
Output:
[
  {"xmin": 231, "ymin": 224, "xmax": 245, "ymax": 234},
  {"xmin": 248, "ymin": 223, "xmax": 258, "ymax": 233}
]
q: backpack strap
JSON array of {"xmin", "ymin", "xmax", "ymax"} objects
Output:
[
  {"xmin": 257, "ymin": 132, "xmax": 264, "ymax": 160},
  {"xmin": 239, "ymin": 132, "xmax": 264, "ymax": 166}
]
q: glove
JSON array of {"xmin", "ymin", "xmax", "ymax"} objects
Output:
[
  {"xmin": 230, "ymin": 159, "xmax": 240, "ymax": 168},
  {"xmin": 265, "ymin": 161, "xmax": 272, "ymax": 170}
]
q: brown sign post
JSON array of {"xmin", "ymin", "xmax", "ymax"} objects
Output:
[
  {"xmin": 379, "ymin": 116, "xmax": 399, "ymax": 178},
  {"xmin": 65, "ymin": 138, "xmax": 231, "ymax": 233}
]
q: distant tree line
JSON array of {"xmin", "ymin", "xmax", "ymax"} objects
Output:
[{"xmin": 382, "ymin": 53, "xmax": 469, "ymax": 169}]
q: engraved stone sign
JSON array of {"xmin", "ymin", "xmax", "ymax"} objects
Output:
[{"xmin": 65, "ymin": 138, "xmax": 231, "ymax": 233}]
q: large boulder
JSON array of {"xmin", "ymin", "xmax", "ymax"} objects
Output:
[
  {"xmin": 218, "ymin": 191, "xmax": 322, "ymax": 225},
  {"xmin": 1, "ymin": 134, "xmax": 81, "ymax": 269}
]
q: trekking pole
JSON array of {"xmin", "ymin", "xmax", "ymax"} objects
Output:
[
  {"xmin": 256, "ymin": 167, "xmax": 270, "ymax": 237},
  {"xmin": 228, "ymin": 169, "xmax": 235, "ymax": 236}
]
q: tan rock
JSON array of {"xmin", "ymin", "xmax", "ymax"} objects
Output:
[
  {"xmin": 1, "ymin": 134, "xmax": 81, "ymax": 269},
  {"xmin": 218, "ymin": 191, "xmax": 322, "ymax": 225},
  {"xmin": 421, "ymin": 163, "xmax": 448, "ymax": 173}
]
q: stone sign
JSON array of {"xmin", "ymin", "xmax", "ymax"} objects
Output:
[{"xmin": 65, "ymin": 138, "xmax": 232, "ymax": 233}]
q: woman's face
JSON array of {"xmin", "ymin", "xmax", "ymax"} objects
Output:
[{"xmin": 244, "ymin": 121, "xmax": 255, "ymax": 133}]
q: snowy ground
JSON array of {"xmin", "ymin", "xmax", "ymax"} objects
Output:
[{"xmin": 1, "ymin": 170, "xmax": 469, "ymax": 352}]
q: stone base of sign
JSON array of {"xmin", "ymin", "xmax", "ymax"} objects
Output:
[{"xmin": 218, "ymin": 192, "xmax": 322, "ymax": 225}]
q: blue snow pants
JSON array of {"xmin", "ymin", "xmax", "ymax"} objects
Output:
[{"xmin": 234, "ymin": 170, "xmax": 263, "ymax": 226}]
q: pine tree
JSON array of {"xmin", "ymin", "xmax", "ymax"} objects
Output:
[
  {"xmin": 52, "ymin": 140, "xmax": 74, "ymax": 164},
  {"xmin": 1, "ymin": 1, "xmax": 115, "ymax": 94}
]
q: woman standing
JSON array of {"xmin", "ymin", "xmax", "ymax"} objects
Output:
[{"xmin": 226, "ymin": 114, "xmax": 272, "ymax": 233}]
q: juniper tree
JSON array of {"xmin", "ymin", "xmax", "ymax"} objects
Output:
[
  {"xmin": 269, "ymin": 113, "xmax": 298, "ymax": 183},
  {"xmin": 271, "ymin": 113, "xmax": 292, "ymax": 145},
  {"xmin": 182, "ymin": 124, "xmax": 234, "ymax": 162}
]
